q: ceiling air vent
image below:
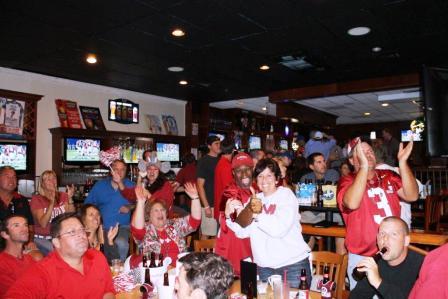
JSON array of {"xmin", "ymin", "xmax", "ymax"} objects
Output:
[{"xmin": 279, "ymin": 55, "xmax": 314, "ymax": 71}]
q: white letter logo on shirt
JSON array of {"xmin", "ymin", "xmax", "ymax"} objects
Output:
[{"xmin": 367, "ymin": 187, "xmax": 393, "ymax": 224}]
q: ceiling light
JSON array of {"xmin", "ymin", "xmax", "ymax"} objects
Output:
[
  {"xmin": 172, "ymin": 29, "xmax": 185, "ymax": 37},
  {"xmin": 347, "ymin": 26, "xmax": 371, "ymax": 36},
  {"xmin": 290, "ymin": 118, "xmax": 299, "ymax": 123},
  {"xmin": 378, "ymin": 91, "xmax": 420, "ymax": 102},
  {"xmin": 364, "ymin": 112, "xmax": 371, "ymax": 116},
  {"xmin": 372, "ymin": 46, "xmax": 382, "ymax": 52},
  {"xmin": 179, "ymin": 80, "xmax": 188, "ymax": 85},
  {"xmin": 261, "ymin": 106, "xmax": 267, "ymax": 111},
  {"xmin": 86, "ymin": 54, "xmax": 97, "ymax": 64},
  {"xmin": 260, "ymin": 65, "xmax": 270, "ymax": 70},
  {"xmin": 168, "ymin": 66, "xmax": 184, "ymax": 72},
  {"xmin": 381, "ymin": 103, "xmax": 389, "ymax": 107}
]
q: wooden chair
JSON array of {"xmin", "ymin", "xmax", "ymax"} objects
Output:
[
  {"xmin": 194, "ymin": 239, "xmax": 216, "ymax": 253},
  {"xmin": 310, "ymin": 251, "xmax": 348, "ymax": 299},
  {"xmin": 424, "ymin": 195, "xmax": 443, "ymax": 232},
  {"xmin": 408, "ymin": 244, "xmax": 429, "ymax": 256}
]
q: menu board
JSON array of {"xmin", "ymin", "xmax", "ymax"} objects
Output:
[
  {"xmin": 55, "ymin": 99, "xmax": 83, "ymax": 129},
  {"xmin": 108, "ymin": 99, "xmax": 139, "ymax": 124},
  {"xmin": 79, "ymin": 106, "xmax": 106, "ymax": 130}
]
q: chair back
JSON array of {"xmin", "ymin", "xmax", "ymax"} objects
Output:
[
  {"xmin": 194, "ymin": 239, "xmax": 216, "ymax": 253},
  {"xmin": 424, "ymin": 195, "xmax": 443, "ymax": 232},
  {"xmin": 310, "ymin": 251, "xmax": 348, "ymax": 299}
]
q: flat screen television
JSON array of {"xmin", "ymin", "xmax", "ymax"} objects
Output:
[
  {"xmin": 401, "ymin": 130, "xmax": 422, "ymax": 142},
  {"xmin": 64, "ymin": 137, "xmax": 101, "ymax": 164},
  {"xmin": 156, "ymin": 142, "xmax": 180, "ymax": 162},
  {"xmin": 248, "ymin": 136, "xmax": 261, "ymax": 150},
  {"xmin": 0, "ymin": 143, "xmax": 27, "ymax": 171},
  {"xmin": 422, "ymin": 66, "xmax": 448, "ymax": 157},
  {"xmin": 208, "ymin": 131, "xmax": 226, "ymax": 141},
  {"xmin": 279, "ymin": 140, "xmax": 288, "ymax": 150}
]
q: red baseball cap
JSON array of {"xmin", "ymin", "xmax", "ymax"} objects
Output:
[{"xmin": 231, "ymin": 152, "xmax": 254, "ymax": 169}]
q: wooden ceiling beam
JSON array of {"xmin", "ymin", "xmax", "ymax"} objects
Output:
[{"xmin": 269, "ymin": 73, "xmax": 420, "ymax": 102}]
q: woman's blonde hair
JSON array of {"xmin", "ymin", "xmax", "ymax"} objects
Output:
[{"xmin": 38, "ymin": 170, "xmax": 60, "ymax": 204}]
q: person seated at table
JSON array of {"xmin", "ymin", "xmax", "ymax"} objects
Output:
[
  {"xmin": 30, "ymin": 170, "xmax": 75, "ymax": 256},
  {"xmin": 6, "ymin": 212, "xmax": 115, "ymax": 298},
  {"xmin": 350, "ymin": 216, "xmax": 423, "ymax": 299},
  {"xmin": 409, "ymin": 243, "xmax": 448, "ymax": 298},
  {"xmin": 228, "ymin": 158, "xmax": 311, "ymax": 288},
  {"xmin": 118, "ymin": 151, "xmax": 175, "ymax": 216},
  {"xmin": 337, "ymin": 137, "xmax": 418, "ymax": 290},
  {"xmin": 79, "ymin": 203, "xmax": 119, "ymax": 263},
  {"xmin": 130, "ymin": 182, "xmax": 201, "ymax": 267},
  {"xmin": 0, "ymin": 215, "xmax": 37, "ymax": 297},
  {"xmin": 299, "ymin": 152, "xmax": 345, "ymax": 254},
  {"xmin": 175, "ymin": 252, "xmax": 234, "ymax": 299}
]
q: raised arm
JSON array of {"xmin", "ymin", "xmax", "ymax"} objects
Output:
[
  {"xmin": 184, "ymin": 182, "xmax": 201, "ymax": 220},
  {"xmin": 397, "ymin": 141, "xmax": 419, "ymax": 202},
  {"xmin": 342, "ymin": 143, "xmax": 369, "ymax": 210},
  {"xmin": 131, "ymin": 186, "xmax": 150, "ymax": 229}
]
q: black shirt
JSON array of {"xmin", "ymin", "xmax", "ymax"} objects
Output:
[
  {"xmin": 350, "ymin": 250, "xmax": 424, "ymax": 299},
  {"xmin": 196, "ymin": 154, "xmax": 219, "ymax": 206},
  {"xmin": 0, "ymin": 193, "xmax": 34, "ymax": 225}
]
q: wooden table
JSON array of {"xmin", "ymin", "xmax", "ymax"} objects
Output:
[{"xmin": 301, "ymin": 224, "xmax": 448, "ymax": 246}]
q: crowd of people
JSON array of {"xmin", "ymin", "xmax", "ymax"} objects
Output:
[{"xmin": 0, "ymin": 128, "xmax": 447, "ymax": 298}]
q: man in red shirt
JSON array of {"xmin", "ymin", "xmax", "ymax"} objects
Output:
[
  {"xmin": 213, "ymin": 139, "xmax": 235, "ymax": 220},
  {"xmin": 214, "ymin": 152, "xmax": 254, "ymax": 275},
  {"xmin": 0, "ymin": 215, "xmax": 36, "ymax": 297},
  {"xmin": 337, "ymin": 137, "xmax": 418, "ymax": 290},
  {"xmin": 6, "ymin": 212, "xmax": 115, "ymax": 298}
]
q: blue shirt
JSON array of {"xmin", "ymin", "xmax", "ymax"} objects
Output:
[
  {"xmin": 84, "ymin": 178, "xmax": 135, "ymax": 229},
  {"xmin": 304, "ymin": 139, "xmax": 336, "ymax": 160}
]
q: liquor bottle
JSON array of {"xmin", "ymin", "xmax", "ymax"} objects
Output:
[
  {"xmin": 142, "ymin": 251, "xmax": 148, "ymax": 268},
  {"xmin": 352, "ymin": 247, "xmax": 387, "ymax": 280},
  {"xmin": 158, "ymin": 253, "xmax": 164, "ymax": 267},
  {"xmin": 140, "ymin": 267, "xmax": 153, "ymax": 296},
  {"xmin": 317, "ymin": 181, "xmax": 323, "ymax": 207},
  {"xmin": 320, "ymin": 265, "xmax": 332, "ymax": 299},
  {"xmin": 149, "ymin": 252, "xmax": 157, "ymax": 268},
  {"xmin": 163, "ymin": 272, "xmax": 169, "ymax": 286},
  {"xmin": 297, "ymin": 268, "xmax": 309, "ymax": 299}
]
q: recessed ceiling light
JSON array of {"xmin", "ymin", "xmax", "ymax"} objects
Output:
[
  {"xmin": 179, "ymin": 80, "xmax": 188, "ymax": 85},
  {"xmin": 261, "ymin": 106, "xmax": 267, "ymax": 111},
  {"xmin": 260, "ymin": 65, "xmax": 270, "ymax": 70},
  {"xmin": 86, "ymin": 54, "xmax": 97, "ymax": 64},
  {"xmin": 364, "ymin": 112, "xmax": 371, "ymax": 116},
  {"xmin": 372, "ymin": 46, "xmax": 382, "ymax": 52},
  {"xmin": 347, "ymin": 26, "xmax": 371, "ymax": 36},
  {"xmin": 168, "ymin": 66, "xmax": 184, "ymax": 72},
  {"xmin": 291, "ymin": 118, "xmax": 299, "ymax": 123},
  {"xmin": 172, "ymin": 29, "xmax": 185, "ymax": 37},
  {"xmin": 381, "ymin": 103, "xmax": 389, "ymax": 107}
]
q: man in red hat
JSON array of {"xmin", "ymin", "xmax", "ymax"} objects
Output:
[
  {"xmin": 337, "ymin": 137, "xmax": 418, "ymax": 290},
  {"xmin": 214, "ymin": 152, "xmax": 254, "ymax": 276}
]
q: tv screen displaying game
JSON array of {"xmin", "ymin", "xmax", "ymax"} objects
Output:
[
  {"xmin": 248, "ymin": 136, "xmax": 261, "ymax": 150},
  {"xmin": 156, "ymin": 142, "xmax": 180, "ymax": 162},
  {"xmin": 65, "ymin": 138, "xmax": 101, "ymax": 162},
  {"xmin": 0, "ymin": 143, "xmax": 27, "ymax": 171}
]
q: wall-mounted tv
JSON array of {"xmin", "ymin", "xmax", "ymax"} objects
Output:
[
  {"xmin": 64, "ymin": 138, "xmax": 101, "ymax": 164},
  {"xmin": 279, "ymin": 140, "xmax": 288, "ymax": 150},
  {"xmin": 248, "ymin": 136, "xmax": 261, "ymax": 150},
  {"xmin": 156, "ymin": 142, "xmax": 180, "ymax": 162},
  {"xmin": 0, "ymin": 143, "xmax": 27, "ymax": 171}
]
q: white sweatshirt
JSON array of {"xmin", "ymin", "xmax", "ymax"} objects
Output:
[{"xmin": 227, "ymin": 186, "xmax": 310, "ymax": 268}]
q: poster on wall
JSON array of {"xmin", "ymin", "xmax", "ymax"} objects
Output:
[
  {"xmin": 79, "ymin": 106, "xmax": 106, "ymax": 130},
  {"xmin": 0, "ymin": 98, "xmax": 25, "ymax": 136},
  {"xmin": 162, "ymin": 115, "xmax": 178, "ymax": 135},
  {"xmin": 55, "ymin": 99, "xmax": 83, "ymax": 129},
  {"xmin": 145, "ymin": 114, "xmax": 162, "ymax": 134}
]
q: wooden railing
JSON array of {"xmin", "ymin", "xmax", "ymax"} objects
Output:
[
  {"xmin": 302, "ymin": 224, "xmax": 448, "ymax": 246},
  {"xmin": 414, "ymin": 166, "xmax": 448, "ymax": 195}
]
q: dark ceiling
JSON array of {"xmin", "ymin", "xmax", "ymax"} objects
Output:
[{"xmin": 1, "ymin": 0, "xmax": 448, "ymax": 102}]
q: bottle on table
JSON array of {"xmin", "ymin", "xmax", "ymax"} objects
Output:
[
  {"xmin": 297, "ymin": 268, "xmax": 309, "ymax": 299},
  {"xmin": 317, "ymin": 180, "xmax": 324, "ymax": 207},
  {"xmin": 140, "ymin": 267, "xmax": 153, "ymax": 299},
  {"xmin": 142, "ymin": 250, "xmax": 148, "ymax": 268},
  {"xmin": 158, "ymin": 253, "xmax": 164, "ymax": 267},
  {"xmin": 149, "ymin": 252, "xmax": 157, "ymax": 268},
  {"xmin": 163, "ymin": 272, "xmax": 169, "ymax": 286},
  {"xmin": 320, "ymin": 265, "xmax": 332, "ymax": 299}
]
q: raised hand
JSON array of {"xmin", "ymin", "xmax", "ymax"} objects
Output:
[
  {"xmin": 184, "ymin": 182, "xmax": 199, "ymax": 199},
  {"xmin": 397, "ymin": 140, "xmax": 413, "ymax": 163},
  {"xmin": 354, "ymin": 141, "xmax": 368, "ymax": 169},
  {"xmin": 135, "ymin": 185, "xmax": 150, "ymax": 203},
  {"xmin": 107, "ymin": 223, "xmax": 119, "ymax": 245},
  {"xmin": 225, "ymin": 198, "xmax": 243, "ymax": 218}
]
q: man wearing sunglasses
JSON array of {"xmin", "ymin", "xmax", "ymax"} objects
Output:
[{"xmin": 6, "ymin": 212, "xmax": 115, "ymax": 298}]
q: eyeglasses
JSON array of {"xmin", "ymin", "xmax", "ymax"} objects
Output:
[{"xmin": 57, "ymin": 227, "xmax": 87, "ymax": 238}]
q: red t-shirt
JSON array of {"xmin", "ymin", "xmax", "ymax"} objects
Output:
[
  {"xmin": 0, "ymin": 252, "xmax": 36, "ymax": 297},
  {"xmin": 122, "ymin": 181, "xmax": 174, "ymax": 212},
  {"xmin": 176, "ymin": 163, "xmax": 197, "ymax": 185},
  {"xmin": 214, "ymin": 157, "xmax": 234, "ymax": 220},
  {"xmin": 30, "ymin": 192, "xmax": 68, "ymax": 236},
  {"xmin": 337, "ymin": 169, "xmax": 402, "ymax": 256},
  {"xmin": 215, "ymin": 181, "xmax": 253, "ymax": 276}
]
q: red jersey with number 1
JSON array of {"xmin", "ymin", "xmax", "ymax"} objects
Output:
[{"xmin": 337, "ymin": 169, "xmax": 402, "ymax": 256}]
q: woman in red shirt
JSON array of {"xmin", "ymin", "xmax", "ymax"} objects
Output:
[{"xmin": 30, "ymin": 170, "xmax": 75, "ymax": 255}]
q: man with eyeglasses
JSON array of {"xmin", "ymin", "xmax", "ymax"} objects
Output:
[{"xmin": 6, "ymin": 212, "xmax": 115, "ymax": 298}]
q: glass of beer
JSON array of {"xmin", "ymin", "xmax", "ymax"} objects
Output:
[{"xmin": 250, "ymin": 195, "xmax": 262, "ymax": 214}]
